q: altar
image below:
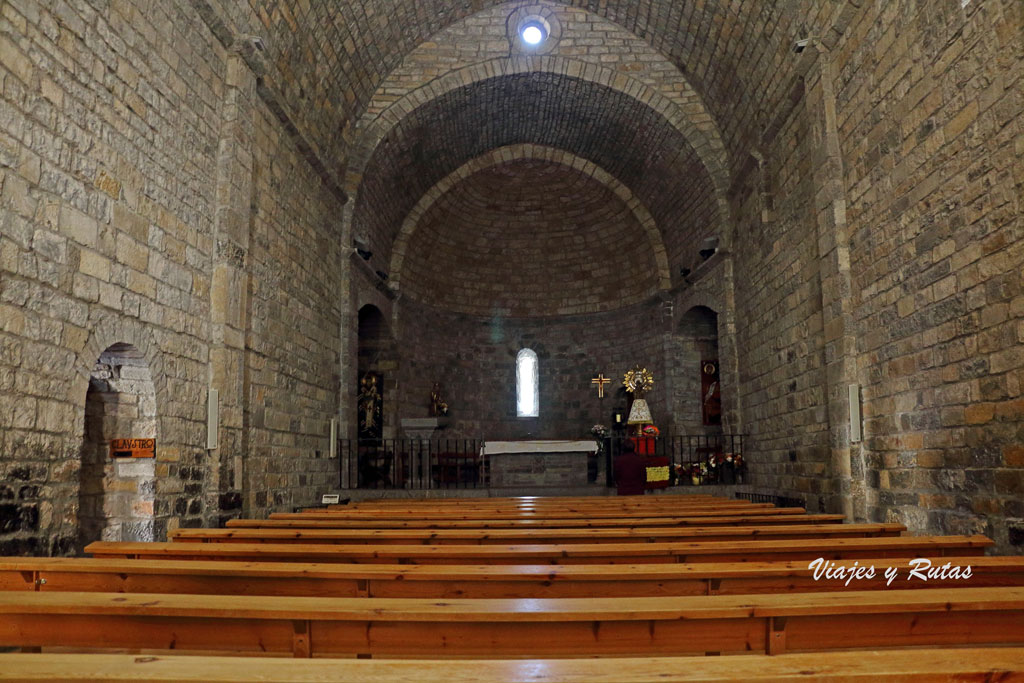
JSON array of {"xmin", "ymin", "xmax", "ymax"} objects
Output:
[{"xmin": 482, "ymin": 440, "xmax": 599, "ymax": 488}]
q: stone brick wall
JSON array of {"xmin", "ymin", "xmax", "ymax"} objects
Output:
[
  {"xmin": 241, "ymin": 98, "xmax": 344, "ymax": 520},
  {"xmin": 0, "ymin": 0, "xmax": 225, "ymax": 553},
  {"xmin": 400, "ymin": 158, "xmax": 661, "ymax": 317},
  {"xmin": 836, "ymin": 0, "xmax": 1023, "ymax": 548},
  {"xmin": 0, "ymin": 0, "xmax": 343, "ymax": 554},
  {"xmin": 729, "ymin": 92, "xmax": 832, "ymax": 512},
  {"xmin": 396, "ymin": 298, "xmax": 669, "ymax": 441}
]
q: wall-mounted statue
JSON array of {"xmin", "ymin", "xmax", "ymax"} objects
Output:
[{"xmin": 430, "ymin": 383, "xmax": 449, "ymax": 417}]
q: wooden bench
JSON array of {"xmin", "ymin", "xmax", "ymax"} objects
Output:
[
  {"xmin": 272, "ymin": 506, "xmax": 811, "ymax": 522},
  {"xmin": 1, "ymin": 587, "xmax": 1022, "ymax": 657},
  {"xmin": 86, "ymin": 535, "xmax": 993, "ymax": 565},
  {"xmin": 2, "ymin": 648, "xmax": 1023, "ymax": 681},
  {"xmin": 168, "ymin": 522, "xmax": 905, "ymax": 546},
  {"xmin": 314, "ymin": 503, "xmax": 779, "ymax": 519},
  {"xmin": 230, "ymin": 513, "xmax": 849, "ymax": 529},
  {"xmin": 2, "ymin": 555, "xmax": 1016, "ymax": 599},
  {"xmin": 333, "ymin": 497, "xmax": 760, "ymax": 511}
]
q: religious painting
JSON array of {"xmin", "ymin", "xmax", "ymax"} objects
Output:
[
  {"xmin": 701, "ymin": 359, "xmax": 721, "ymax": 426},
  {"xmin": 358, "ymin": 372, "xmax": 383, "ymax": 440}
]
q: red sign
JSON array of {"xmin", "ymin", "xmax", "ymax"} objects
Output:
[{"xmin": 109, "ymin": 438, "xmax": 156, "ymax": 458}]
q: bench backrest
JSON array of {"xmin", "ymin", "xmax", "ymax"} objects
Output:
[
  {"xmin": 86, "ymin": 535, "xmax": 993, "ymax": 565},
  {"xmin": 168, "ymin": 522, "xmax": 905, "ymax": 545}
]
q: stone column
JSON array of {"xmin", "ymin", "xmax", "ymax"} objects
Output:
[
  {"xmin": 208, "ymin": 52, "xmax": 256, "ymax": 524},
  {"xmin": 804, "ymin": 47, "xmax": 862, "ymax": 521}
]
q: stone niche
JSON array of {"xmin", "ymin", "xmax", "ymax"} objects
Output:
[{"xmin": 78, "ymin": 343, "xmax": 157, "ymax": 551}]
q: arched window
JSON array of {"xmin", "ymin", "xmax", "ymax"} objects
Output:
[{"xmin": 516, "ymin": 348, "xmax": 538, "ymax": 417}]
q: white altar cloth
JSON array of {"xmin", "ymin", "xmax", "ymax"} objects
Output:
[{"xmin": 482, "ymin": 440, "xmax": 598, "ymax": 455}]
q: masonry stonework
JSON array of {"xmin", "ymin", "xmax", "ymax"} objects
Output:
[{"xmin": 0, "ymin": 0, "xmax": 1020, "ymax": 555}]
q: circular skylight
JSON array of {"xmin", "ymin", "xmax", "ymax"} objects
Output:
[{"xmin": 521, "ymin": 23, "xmax": 546, "ymax": 45}]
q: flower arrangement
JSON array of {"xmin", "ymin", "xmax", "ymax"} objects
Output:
[
  {"xmin": 687, "ymin": 462, "xmax": 709, "ymax": 484},
  {"xmin": 590, "ymin": 424, "xmax": 609, "ymax": 439},
  {"xmin": 641, "ymin": 424, "xmax": 660, "ymax": 437}
]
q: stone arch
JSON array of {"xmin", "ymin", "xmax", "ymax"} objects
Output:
[
  {"xmin": 672, "ymin": 305, "xmax": 723, "ymax": 435},
  {"xmin": 71, "ymin": 316, "xmax": 170, "ymax": 549},
  {"xmin": 340, "ymin": 54, "xmax": 733, "ymax": 250},
  {"xmin": 77, "ymin": 342, "xmax": 158, "ymax": 551},
  {"xmin": 389, "ymin": 144, "xmax": 672, "ymax": 293},
  {"xmin": 356, "ymin": 305, "xmax": 397, "ymax": 441}
]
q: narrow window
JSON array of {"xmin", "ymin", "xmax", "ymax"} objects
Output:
[{"xmin": 516, "ymin": 348, "xmax": 538, "ymax": 417}]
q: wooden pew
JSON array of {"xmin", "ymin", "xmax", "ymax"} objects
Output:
[
  {"xmin": 168, "ymin": 522, "xmax": 905, "ymax": 546},
  {"xmin": 332, "ymin": 498, "xmax": 761, "ymax": 512},
  {"xmin": 1, "ymin": 555, "xmax": 1014, "ymax": 599},
  {"xmin": 3, "ymin": 648, "xmax": 1024, "ymax": 681},
  {"xmin": 86, "ymin": 535, "xmax": 993, "ymax": 565},
  {"xmin": 305, "ymin": 504, "xmax": 782, "ymax": 520},
  {"xmin": 272, "ymin": 506, "xmax": 811, "ymax": 522},
  {"xmin": 229, "ymin": 513, "xmax": 849, "ymax": 529},
  {"xmin": 2, "ymin": 587, "xmax": 1022, "ymax": 657}
]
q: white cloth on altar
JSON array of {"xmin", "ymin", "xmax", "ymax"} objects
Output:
[{"xmin": 482, "ymin": 440, "xmax": 599, "ymax": 455}]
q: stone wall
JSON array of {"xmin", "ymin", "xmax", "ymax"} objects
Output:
[
  {"xmin": 399, "ymin": 158, "xmax": 661, "ymax": 317},
  {"xmin": 838, "ymin": 0, "xmax": 1024, "ymax": 548},
  {"xmin": 0, "ymin": 0, "xmax": 343, "ymax": 554},
  {"xmin": 729, "ymin": 90, "xmax": 832, "ymax": 512},
  {"xmin": 396, "ymin": 298, "xmax": 669, "ymax": 441},
  {"xmin": 724, "ymin": 0, "xmax": 1024, "ymax": 551}
]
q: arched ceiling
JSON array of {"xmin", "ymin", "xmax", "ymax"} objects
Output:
[
  {"xmin": 399, "ymin": 159, "xmax": 662, "ymax": 317},
  {"xmin": 354, "ymin": 71, "xmax": 721, "ymax": 281},
  {"xmin": 242, "ymin": 0, "xmax": 828, "ymax": 177}
]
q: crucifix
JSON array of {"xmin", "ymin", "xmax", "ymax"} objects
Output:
[{"xmin": 591, "ymin": 373, "xmax": 610, "ymax": 398}]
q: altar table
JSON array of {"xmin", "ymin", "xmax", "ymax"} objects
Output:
[{"xmin": 482, "ymin": 440, "xmax": 599, "ymax": 488}]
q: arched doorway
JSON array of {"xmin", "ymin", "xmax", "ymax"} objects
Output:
[
  {"xmin": 357, "ymin": 305, "xmax": 397, "ymax": 440},
  {"xmin": 78, "ymin": 343, "xmax": 157, "ymax": 551},
  {"xmin": 673, "ymin": 306, "xmax": 722, "ymax": 434}
]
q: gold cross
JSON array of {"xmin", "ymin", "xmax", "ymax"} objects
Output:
[{"xmin": 591, "ymin": 374, "xmax": 610, "ymax": 398}]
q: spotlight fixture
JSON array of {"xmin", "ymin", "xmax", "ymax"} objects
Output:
[
  {"xmin": 793, "ymin": 38, "xmax": 809, "ymax": 53},
  {"xmin": 353, "ymin": 237, "xmax": 372, "ymax": 260},
  {"xmin": 699, "ymin": 248, "xmax": 716, "ymax": 261},
  {"xmin": 679, "ymin": 267, "xmax": 691, "ymax": 277},
  {"xmin": 375, "ymin": 270, "xmax": 388, "ymax": 281},
  {"xmin": 521, "ymin": 22, "xmax": 546, "ymax": 45}
]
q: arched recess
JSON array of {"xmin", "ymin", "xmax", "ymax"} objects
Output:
[
  {"xmin": 672, "ymin": 306, "xmax": 723, "ymax": 435},
  {"xmin": 340, "ymin": 55, "xmax": 733, "ymax": 254},
  {"xmin": 356, "ymin": 305, "xmax": 397, "ymax": 441},
  {"xmin": 389, "ymin": 144, "xmax": 672, "ymax": 293},
  {"xmin": 71, "ymin": 316, "xmax": 171, "ymax": 548},
  {"xmin": 77, "ymin": 342, "xmax": 157, "ymax": 551}
]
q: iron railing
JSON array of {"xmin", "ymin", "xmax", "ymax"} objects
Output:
[
  {"xmin": 338, "ymin": 434, "xmax": 744, "ymax": 490},
  {"xmin": 735, "ymin": 491, "xmax": 804, "ymax": 508},
  {"xmin": 340, "ymin": 438, "xmax": 485, "ymax": 490}
]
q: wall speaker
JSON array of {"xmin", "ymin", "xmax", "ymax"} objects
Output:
[
  {"xmin": 849, "ymin": 384, "xmax": 862, "ymax": 443},
  {"xmin": 207, "ymin": 388, "xmax": 219, "ymax": 450}
]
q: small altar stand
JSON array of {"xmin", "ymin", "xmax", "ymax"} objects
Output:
[{"xmin": 482, "ymin": 440, "xmax": 599, "ymax": 488}]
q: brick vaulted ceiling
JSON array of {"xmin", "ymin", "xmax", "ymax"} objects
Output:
[
  {"xmin": 354, "ymin": 72, "xmax": 720, "ymax": 291},
  {"xmin": 245, "ymin": 0, "xmax": 826, "ymax": 177},
  {"xmin": 398, "ymin": 158, "xmax": 663, "ymax": 317},
  {"xmin": 232, "ymin": 1, "xmax": 832, "ymax": 314}
]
